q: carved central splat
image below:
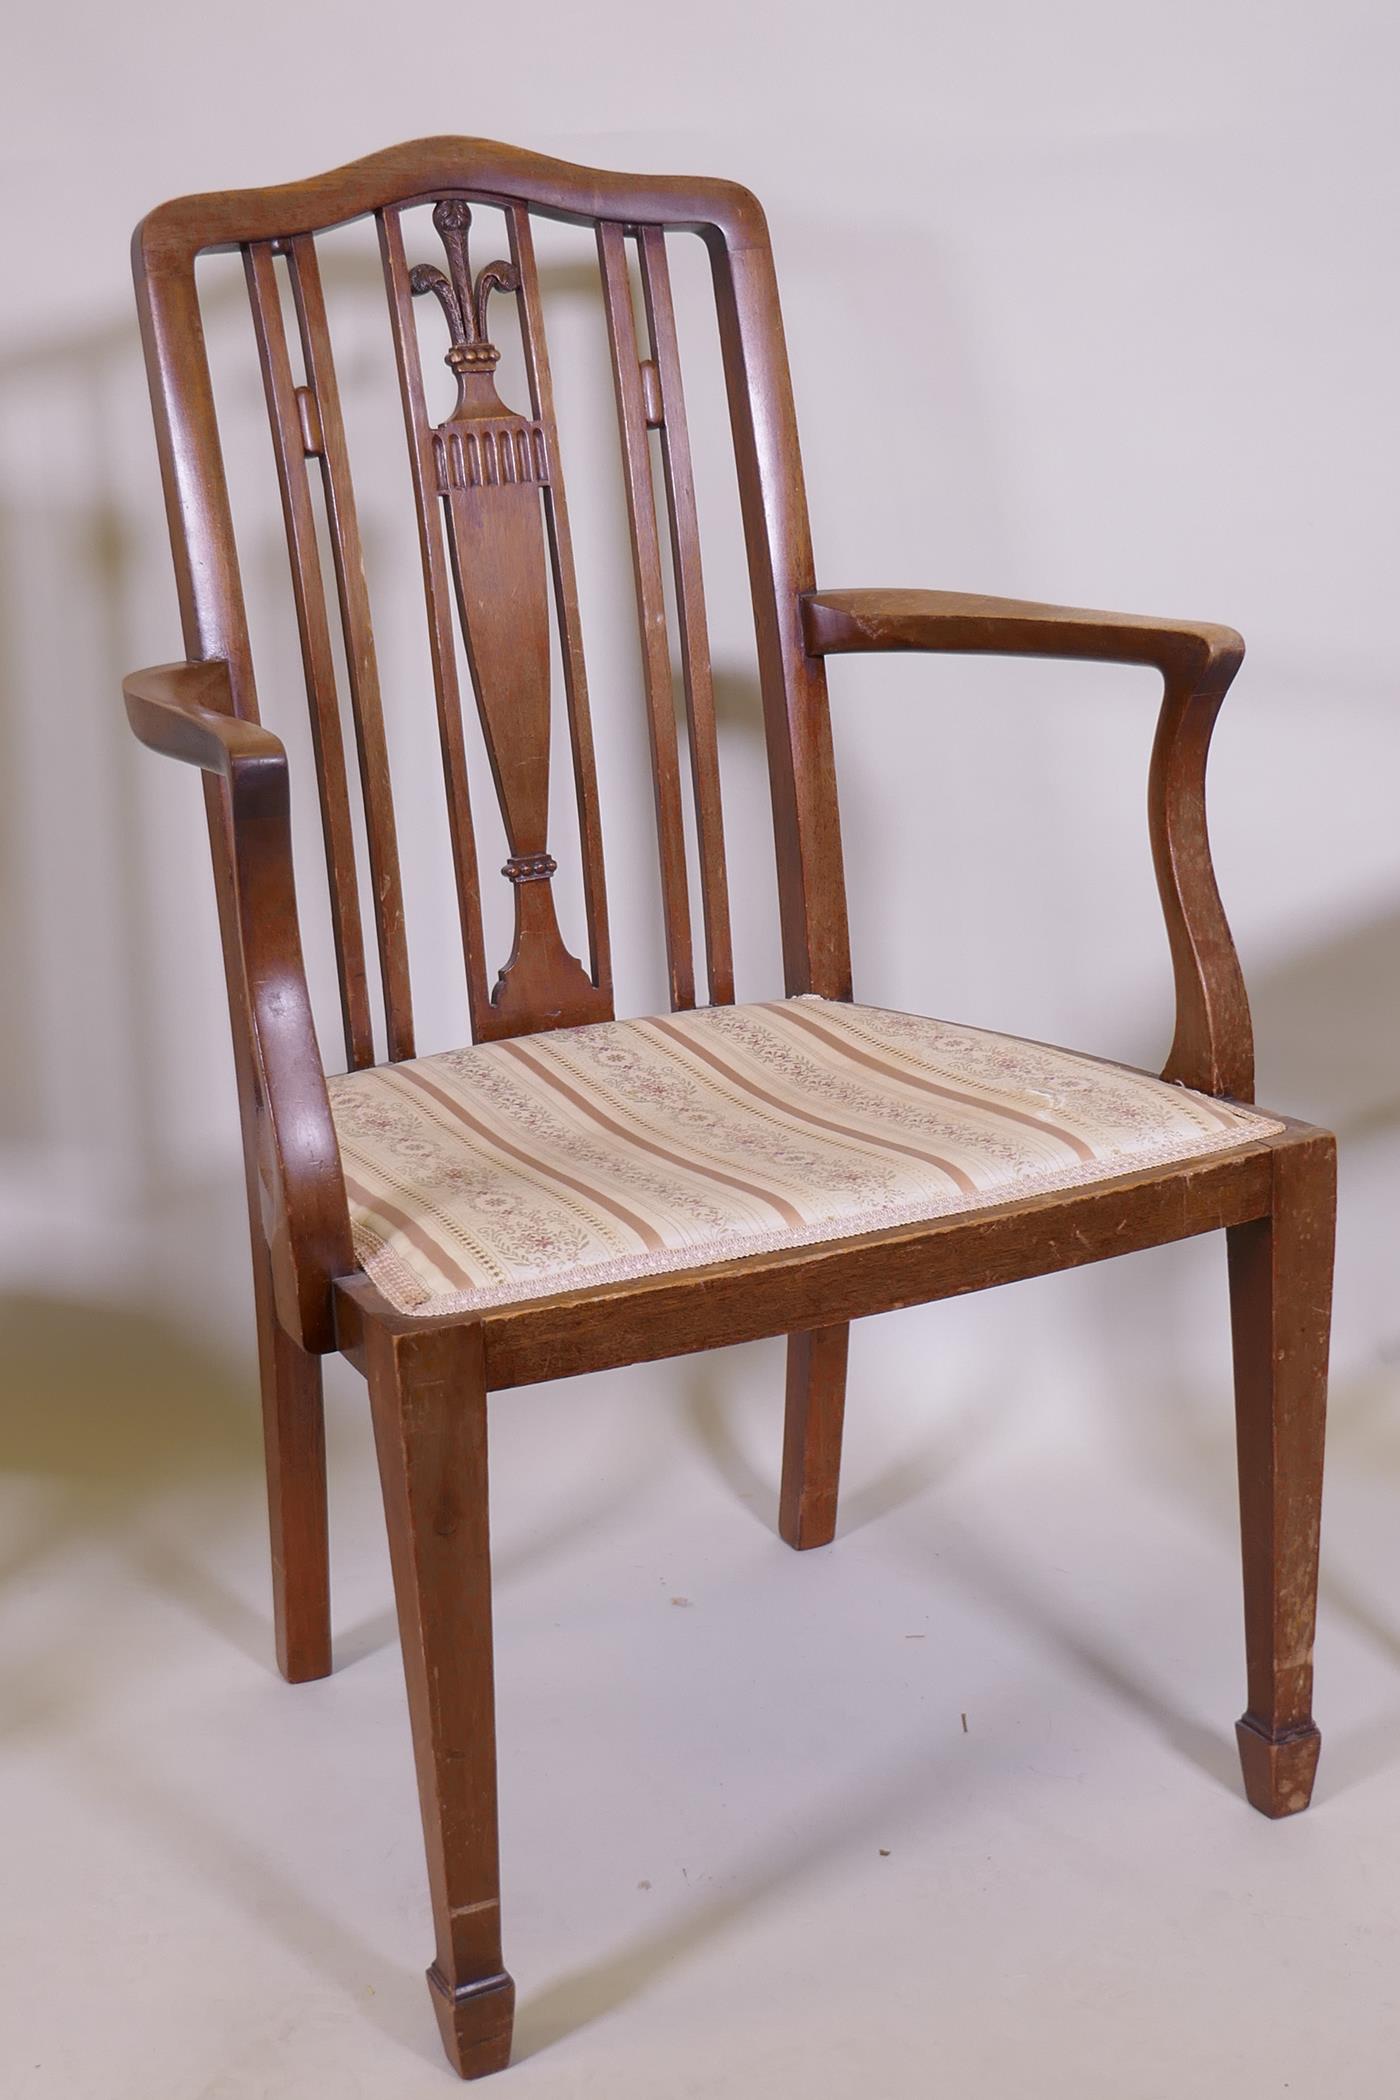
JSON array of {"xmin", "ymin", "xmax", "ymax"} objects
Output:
[{"xmin": 411, "ymin": 198, "xmax": 602, "ymax": 1032}]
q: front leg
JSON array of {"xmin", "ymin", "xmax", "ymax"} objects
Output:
[
  {"xmin": 1227, "ymin": 1132, "xmax": 1335, "ymax": 1817},
  {"xmin": 365, "ymin": 1316, "xmax": 515, "ymax": 2077}
]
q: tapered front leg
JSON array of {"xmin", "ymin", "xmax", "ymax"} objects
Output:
[
  {"xmin": 1227, "ymin": 1133, "xmax": 1335, "ymax": 1818},
  {"xmin": 779, "ymin": 1325, "xmax": 850, "ymax": 1550},
  {"xmin": 365, "ymin": 1317, "xmax": 514, "ymax": 2079},
  {"xmin": 251, "ymin": 1230, "xmax": 331, "ymax": 1684}
]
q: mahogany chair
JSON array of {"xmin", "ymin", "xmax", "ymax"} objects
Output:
[{"xmin": 124, "ymin": 138, "xmax": 1334, "ymax": 2079}]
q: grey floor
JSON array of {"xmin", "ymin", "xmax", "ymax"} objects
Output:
[{"xmin": 4, "ymin": 1289, "xmax": 1398, "ymax": 2100}]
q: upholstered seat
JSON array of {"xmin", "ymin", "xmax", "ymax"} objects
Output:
[{"xmin": 327, "ymin": 998, "xmax": 1281, "ymax": 1317}]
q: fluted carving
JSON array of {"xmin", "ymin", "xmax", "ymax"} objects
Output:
[{"xmin": 410, "ymin": 197, "xmax": 602, "ymax": 1032}]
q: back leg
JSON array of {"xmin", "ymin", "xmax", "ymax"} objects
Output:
[
  {"xmin": 779, "ymin": 1324, "xmax": 850, "ymax": 1550},
  {"xmin": 251, "ymin": 1231, "xmax": 331, "ymax": 1683},
  {"xmin": 1227, "ymin": 1132, "xmax": 1335, "ymax": 1817}
]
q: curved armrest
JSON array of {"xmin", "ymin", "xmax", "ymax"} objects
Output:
[
  {"xmin": 125, "ymin": 658, "xmax": 288, "ymax": 775},
  {"xmin": 802, "ymin": 588, "xmax": 1243, "ymax": 680},
  {"xmin": 124, "ymin": 662, "xmax": 352, "ymax": 1349},
  {"xmin": 801, "ymin": 589, "xmax": 1252, "ymax": 1102}
]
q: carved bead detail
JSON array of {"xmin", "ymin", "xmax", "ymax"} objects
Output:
[
  {"xmin": 502, "ymin": 852, "xmax": 558, "ymax": 885},
  {"xmin": 447, "ymin": 340, "xmax": 502, "ymax": 374}
]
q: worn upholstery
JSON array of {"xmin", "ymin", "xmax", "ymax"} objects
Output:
[{"xmin": 326, "ymin": 998, "xmax": 1281, "ymax": 1317}]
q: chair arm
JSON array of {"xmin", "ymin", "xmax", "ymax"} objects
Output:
[
  {"xmin": 125, "ymin": 658, "xmax": 289, "ymax": 775},
  {"xmin": 801, "ymin": 587, "xmax": 1243, "ymax": 680},
  {"xmin": 800, "ymin": 589, "xmax": 1252, "ymax": 1101},
  {"xmin": 124, "ymin": 661, "xmax": 352, "ymax": 1350}
]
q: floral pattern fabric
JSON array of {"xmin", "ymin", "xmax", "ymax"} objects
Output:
[{"xmin": 325, "ymin": 998, "xmax": 1281, "ymax": 1316}]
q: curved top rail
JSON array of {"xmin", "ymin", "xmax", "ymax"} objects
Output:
[{"xmin": 134, "ymin": 135, "xmax": 766, "ymax": 268}]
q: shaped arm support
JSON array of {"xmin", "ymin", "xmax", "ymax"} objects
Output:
[
  {"xmin": 801, "ymin": 588, "xmax": 1254, "ymax": 1102},
  {"xmin": 125, "ymin": 661, "xmax": 353, "ymax": 1348}
]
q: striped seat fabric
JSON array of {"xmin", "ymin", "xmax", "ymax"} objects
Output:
[{"xmin": 327, "ymin": 998, "xmax": 1281, "ymax": 1317}]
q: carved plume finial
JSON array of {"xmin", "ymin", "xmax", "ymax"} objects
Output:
[{"xmin": 410, "ymin": 198, "xmax": 520, "ymax": 376}]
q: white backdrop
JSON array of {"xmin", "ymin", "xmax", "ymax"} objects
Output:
[{"xmin": 2, "ymin": 0, "xmax": 1395, "ymax": 1396}]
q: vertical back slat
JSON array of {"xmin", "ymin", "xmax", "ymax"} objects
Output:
[
  {"xmin": 377, "ymin": 204, "xmax": 492, "ymax": 1036},
  {"xmin": 285, "ymin": 236, "xmax": 415, "ymax": 1062},
  {"xmin": 704, "ymin": 219, "xmax": 852, "ymax": 1001},
  {"xmin": 637, "ymin": 227, "xmax": 735, "ymax": 1005},
  {"xmin": 506, "ymin": 207, "xmax": 612, "ymax": 1004},
  {"xmin": 597, "ymin": 219, "xmax": 696, "ymax": 1012},
  {"xmin": 244, "ymin": 239, "xmax": 375, "ymax": 1069}
]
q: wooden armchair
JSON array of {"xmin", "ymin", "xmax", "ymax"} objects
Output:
[{"xmin": 124, "ymin": 139, "xmax": 1334, "ymax": 2080}]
